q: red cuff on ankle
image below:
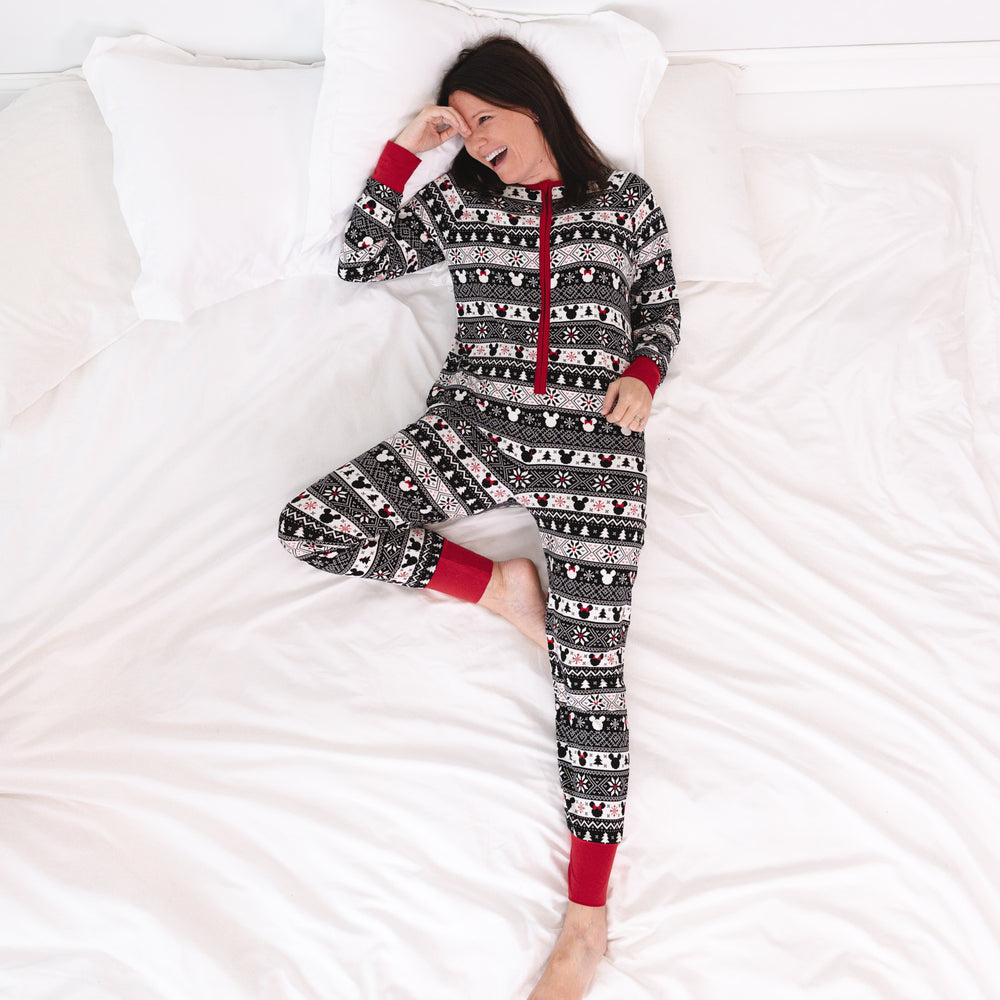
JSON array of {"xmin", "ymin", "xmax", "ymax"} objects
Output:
[
  {"xmin": 426, "ymin": 538, "xmax": 494, "ymax": 604},
  {"xmin": 567, "ymin": 835, "xmax": 619, "ymax": 907}
]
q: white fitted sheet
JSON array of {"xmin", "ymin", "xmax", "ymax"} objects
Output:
[{"xmin": 2, "ymin": 129, "xmax": 1000, "ymax": 1000}]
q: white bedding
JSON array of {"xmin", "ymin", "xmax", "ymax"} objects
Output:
[{"xmin": 3, "ymin": 96, "xmax": 1000, "ymax": 1000}]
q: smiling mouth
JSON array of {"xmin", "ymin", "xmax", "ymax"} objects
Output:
[{"xmin": 486, "ymin": 146, "xmax": 508, "ymax": 168}]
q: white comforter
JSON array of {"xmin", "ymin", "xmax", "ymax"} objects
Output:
[{"xmin": 2, "ymin": 139, "xmax": 999, "ymax": 999}]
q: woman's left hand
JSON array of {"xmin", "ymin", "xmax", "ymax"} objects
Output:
[{"xmin": 601, "ymin": 376, "xmax": 652, "ymax": 432}]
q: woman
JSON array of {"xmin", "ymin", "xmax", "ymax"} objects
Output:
[{"xmin": 279, "ymin": 36, "xmax": 679, "ymax": 1000}]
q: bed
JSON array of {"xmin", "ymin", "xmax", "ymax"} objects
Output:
[{"xmin": 2, "ymin": 2, "xmax": 1000, "ymax": 998}]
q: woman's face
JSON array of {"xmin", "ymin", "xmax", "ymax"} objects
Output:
[{"xmin": 448, "ymin": 90, "xmax": 560, "ymax": 186}]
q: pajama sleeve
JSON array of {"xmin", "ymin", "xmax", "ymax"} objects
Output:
[
  {"xmin": 337, "ymin": 141, "xmax": 447, "ymax": 282},
  {"xmin": 621, "ymin": 179, "xmax": 681, "ymax": 399}
]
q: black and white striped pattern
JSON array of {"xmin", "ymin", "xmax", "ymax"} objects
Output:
[{"xmin": 280, "ymin": 165, "xmax": 680, "ymax": 845}]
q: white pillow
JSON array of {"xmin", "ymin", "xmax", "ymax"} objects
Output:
[
  {"xmin": 82, "ymin": 34, "xmax": 335, "ymax": 322},
  {"xmin": 304, "ymin": 0, "xmax": 668, "ymax": 249},
  {"xmin": 0, "ymin": 74, "xmax": 140, "ymax": 427},
  {"xmin": 643, "ymin": 61, "xmax": 766, "ymax": 284}
]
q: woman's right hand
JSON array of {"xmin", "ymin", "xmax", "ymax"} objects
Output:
[{"xmin": 394, "ymin": 104, "xmax": 471, "ymax": 155}]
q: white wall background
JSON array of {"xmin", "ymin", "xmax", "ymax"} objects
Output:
[{"xmin": 1, "ymin": 0, "xmax": 999, "ymax": 73}]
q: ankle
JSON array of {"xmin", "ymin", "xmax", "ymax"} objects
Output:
[
  {"xmin": 564, "ymin": 902, "xmax": 608, "ymax": 943},
  {"xmin": 477, "ymin": 560, "xmax": 504, "ymax": 607}
]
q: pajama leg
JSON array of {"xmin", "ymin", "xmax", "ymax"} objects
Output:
[
  {"xmin": 278, "ymin": 412, "xmax": 513, "ymax": 597},
  {"xmin": 526, "ymin": 443, "xmax": 646, "ymax": 905}
]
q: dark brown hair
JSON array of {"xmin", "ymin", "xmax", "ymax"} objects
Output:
[{"xmin": 436, "ymin": 36, "xmax": 611, "ymax": 205}]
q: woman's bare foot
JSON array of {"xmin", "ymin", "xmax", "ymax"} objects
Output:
[
  {"xmin": 526, "ymin": 901, "xmax": 608, "ymax": 1000},
  {"xmin": 477, "ymin": 558, "xmax": 547, "ymax": 650}
]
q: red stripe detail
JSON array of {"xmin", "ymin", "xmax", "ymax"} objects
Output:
[
  {"xmin": 567, "ymin": 835, "xmax": 618, "ymax": 907},
  {"xmin": 534, "ymin": 184, "xmax": 553, "ymax": 394},
  {"xmin": 426, "ymin": 538, "xmax": 494, "ymax": 603},
  {"xmin": 372, "ymin": 140, "xmax": 421, "ymax": 194},
  {"xmin": 621, "ymin": 356, "xmax": 662, "ymax": 399}
]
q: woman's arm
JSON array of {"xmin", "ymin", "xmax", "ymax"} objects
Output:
[
  {"xmin": 602, "ymin": 180, "xmax": 681, "ymax": 431},
  {"xmin": 337, "ymin": 143, "xmax": 445, "ymax": 283},
  {"xmin": 337, "ymin": 105, "xmax": 471, "ymax": 284},
  {"xmin": 626, "ymin": 182, "xmax": 681, "ymax": 392}
]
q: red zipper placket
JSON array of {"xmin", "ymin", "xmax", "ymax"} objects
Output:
[{"xmin": 532, "ymin": 181, "xmax": 556, "ymax": 394}]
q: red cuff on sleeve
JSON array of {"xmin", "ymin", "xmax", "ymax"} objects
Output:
[
  {"xmin": 567, "ymin": 835, "xmax": 619, "ymax": 907},
  {"xmin": 622, "ymin": 356, "xmax": 661, "ymax": 399},
  {"xmin": 372, "ymin": 140, "xmax": 421, "ymax": 194}
]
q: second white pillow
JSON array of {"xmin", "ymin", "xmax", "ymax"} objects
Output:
[
  {"xmin": 83, "ymin": 34, "xmax": 334, "ymax": 322},
  {"xmin": 643, "ymin": 61, "xmax": 766, "ymax": 284}
]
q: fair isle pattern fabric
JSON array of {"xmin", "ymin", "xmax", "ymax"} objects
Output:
[
  {"xmin": 339, "ymin": 168, "xmax": 679, "ymax": 411},
  {"xmin": 279, "ymin": 156, "xmax": 679, "ymax": 845},
  {"xmin": 279, "ymin": 407, "xmax": 644, "ymax": 844}
]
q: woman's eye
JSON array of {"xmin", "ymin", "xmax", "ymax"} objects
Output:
[{"xmin": 479, "ymin": 116, "xmax": 491, "ymax": 125}]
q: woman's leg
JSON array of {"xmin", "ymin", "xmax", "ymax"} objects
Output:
[
  {"xmin": 522, "ymin": 427, "xmax": 645, "ymax": 893},
  {"xmin": 523, "ymin": 496, "xmax": 642, "ymax": 1000},
  {"xmin": 278, "ymin": 412, "xmax": 508, "ymax": 599},
  {"xmin": 538, "ymin": 509, "xmax": 640, "ymax": 901},
  {"xmin": 526, "ymin": 477, "xmax": 644, "ymax": 1000}
]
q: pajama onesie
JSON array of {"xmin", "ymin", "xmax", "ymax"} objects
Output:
[{"xmin": 279, "ymin": 141, "xmax": 679, "ymax": 905}]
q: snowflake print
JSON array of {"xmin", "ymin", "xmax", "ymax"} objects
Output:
[
  {"xmin": 302, "ymin": 499, "xmax": 318, "ymax": 511},
  {"xmin": 631, "ymin": 479, "xmax": 645, "ymax": 497},
  {"xmin": 566, "ymin": 539, "xmax": 585, "ymax": 558},
  {"xmin": 450, "ymin": 249, "xmax": 462, "ymax": 265},
  {"xmin": 506, "ymin": 249, "xmax": 525, "ymax": 267},
  {"xmin": 592, "ymin": 499, "xmax": 607, "ymax": 513},
  {"xmin": 577, "ymin": 243, "xmax": 597, "ymax": 261},
  {"xmin": 440, "ymin": 496, "xmax": 458, "ymax": 512},
  {"xmin": 573, "ymin": 626, "xmax": 591, "ymax": 644},
  {"xmin": 553, "ymin": 495, "xmax": 568, "ymax": 508},
  {"xmin": 324, "ymin": 487, "xmax": 344, "ymax": 502},
  {"xmin": 563, "ymin": 327, "xmax": 581, "ymax": 343},
  {"xmin": 418, "ymin": 468, "xmax": 437, "ymax": 485},
  {"xmin": 509, "ymin": 469, "xmax": 530, "ymax": 488},
  {"xmin": 593, "ymin": 475, "xmax": 612, "ymax": 493},
  {"xmin": 600, "ymin": 546, "xmax": 620, "ymax": 562},
  {"xmin": 579, "ymin": 395, "xmax": 601, "ymax": 411},
  {"xmin": 482, "ymin": 445, "xmax": 498, "ymax": 462},
  {"xmin": 628, "ymin": 502, "xmax": 642, "ymax": 517},
  {"xmin": 469, "ymin": 460, "xmax": 483, "ymax": 474},
  {"xmin": 444, "ymin": 433, "xmax": 458, "ymax": 446},
  {"xmin": 475, "ymin": 323, "xmax": 489, "ymax": 337},
  {"xmin": 554, "ymin": 471, "xmax": 572, "ymax": 489},
  {"xmin": 624, "ymin": 189, "xmax": 638, "ymax": 206},
  {"xmin": 474, "ymin": 247, "xmax": 490, "ymax": 263},
  {"xmin": 577, "ymin": 775, "xmax": 588, "ymax": 792}
]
